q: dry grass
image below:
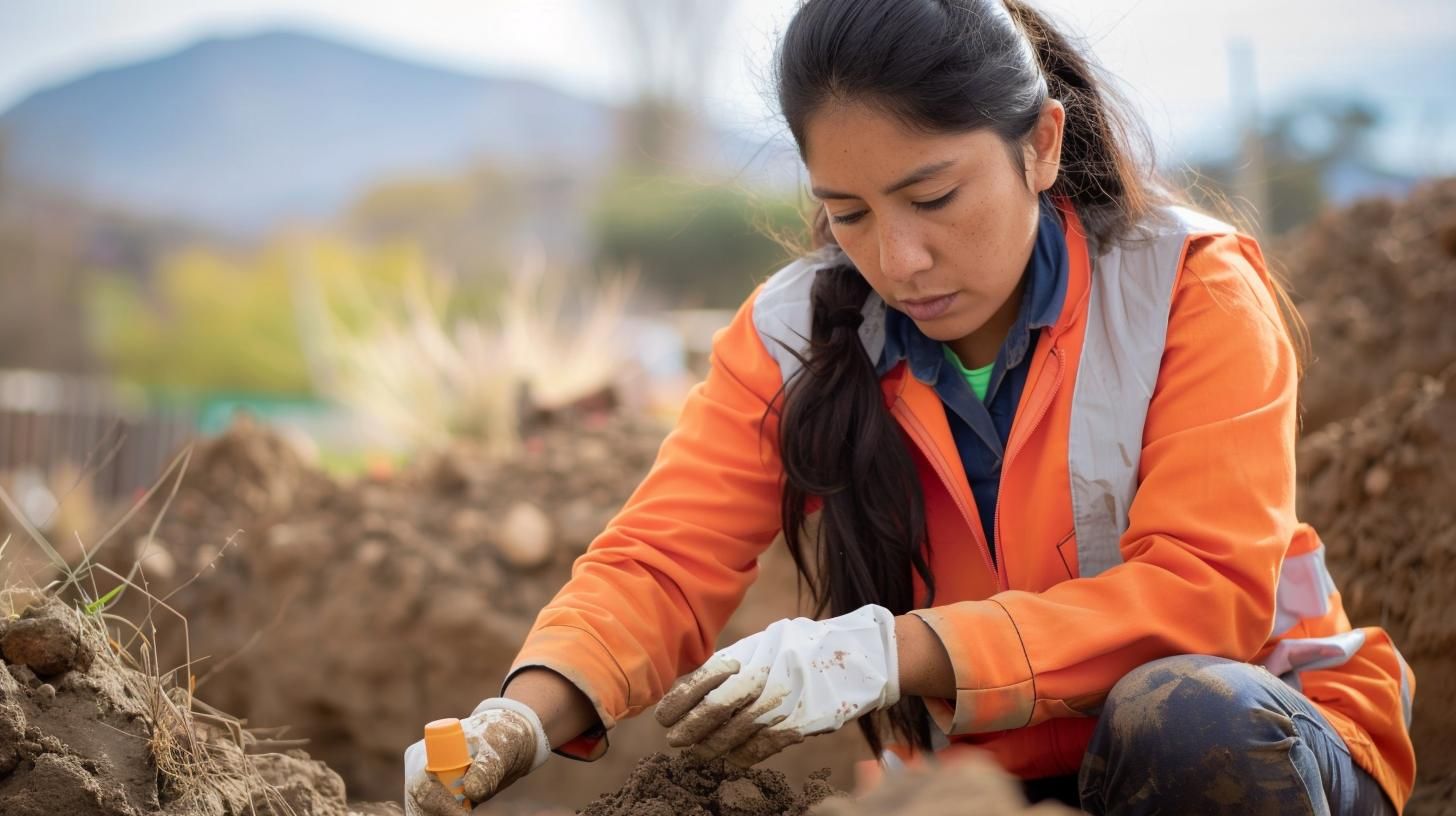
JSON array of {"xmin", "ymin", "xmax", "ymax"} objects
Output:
[{"xmin": 294, "ymin": 250, "xmax": 635, "ymax": 457}]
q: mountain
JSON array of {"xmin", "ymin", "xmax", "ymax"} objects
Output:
[{"xmin": 0, "ymin": 30, "xmax": 762, "ymax": 234}]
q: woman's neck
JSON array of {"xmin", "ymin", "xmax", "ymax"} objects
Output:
[{"xmin": 946, "ymin": 274, "xmax": 1027, "ymax": 369}]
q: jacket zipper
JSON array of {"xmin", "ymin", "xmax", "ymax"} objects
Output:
[
  {"xmin": 993, "ymin": 345, "xmax": 1066, "ymax": 591},
  {"xmin": 891, "ymin": 400, "xmax": 998, "ymax": 587}
]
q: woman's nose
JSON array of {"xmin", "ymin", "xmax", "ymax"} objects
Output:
[{"xmin": 878, "ymin": 222, "xmax": 932, "ymax": 282}]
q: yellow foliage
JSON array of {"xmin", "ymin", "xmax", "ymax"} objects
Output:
[{"xmin": 87, "ymin": 235, "xmax": 430, "ymax": 395}]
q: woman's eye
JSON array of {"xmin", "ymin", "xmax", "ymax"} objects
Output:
[
  {"xmin": 830, "ymin": 188, "xmax": 957, "ymax": 225},
  {"xmin": 912, "ymin": 188, "xmax": 959, "ymax": 212}
]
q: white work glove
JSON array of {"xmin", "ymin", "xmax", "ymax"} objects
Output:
[
  {"xmin": 403, "ymin": 698, "xmax": 551, "ymax": 815},
  {"xmin": 655, "ymin": 604, "xmax": 900, "ymax": 766}
]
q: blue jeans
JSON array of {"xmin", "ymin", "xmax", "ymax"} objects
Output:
[{"xmin": 1024, "ymin": 655, "xmax": 1395, "ymax": 815}]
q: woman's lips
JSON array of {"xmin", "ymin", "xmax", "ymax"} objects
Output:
[{"xmin": 899, "ymin": 292, "xmax": 958, "ymax": 321}]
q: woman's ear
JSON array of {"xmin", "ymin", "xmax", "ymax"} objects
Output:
[{"xmin": 1024, "ymin": 99, "xmax": 1065, "ymax": 193}]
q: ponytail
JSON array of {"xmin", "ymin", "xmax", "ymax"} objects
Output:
[{"xmin": 773, "ymin": 263, "xmax": 937, "ymax": 757}]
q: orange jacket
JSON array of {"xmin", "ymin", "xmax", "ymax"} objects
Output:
[{"xmin": 509, "ymin": 204, "xmax": 1416, "ymax": 811}]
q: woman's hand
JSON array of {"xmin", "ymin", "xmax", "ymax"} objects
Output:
[
  {"xmin": 654, "ymin": 604, "xmax": 900, "ymax": 765},
  {"xmin": 403, "ymin": 699, "xmax": 550, "ymax": 815}
]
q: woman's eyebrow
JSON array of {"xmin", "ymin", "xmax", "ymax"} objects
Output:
[{"xmin": 811, "ymin": 158, "xmax": 957, "ymax": 200}]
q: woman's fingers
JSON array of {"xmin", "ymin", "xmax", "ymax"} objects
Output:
[
  {"xmin": 725, "ymin": 724, "xmax": 807, "ymax": 767},
  {"xmin": 664, "ymin": 663, "xmax": 770, "ymax": 748},
  {"xmin": 655, "ymin": 653, "xmax": 739, "ymax": 727},
  {"xmin": 688, "ymin": 693, "xmax": 787, "ymax": 760},
  {"xmin": 407, "ymin": 772, "xmax": 467, "ymax": 816}
]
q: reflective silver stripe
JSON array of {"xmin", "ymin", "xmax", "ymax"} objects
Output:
[
  {"xmin": 750, "ymin": 246, "xmax": 887, "ymax": 386},
  {"xmin": 1069, "ymin": 207, "xmax": 1235, "ymax": 577},
  {"xmin": 1395, "ymin": 645, "xmax": 1414, "ymax": 729},
  {"xmin": 1259, "ymin": 630, "xmax": 1368, "ymax": 678},
  {"xmin": 1270, "ymin": 544, "xmax": 1337, "ymax": 638}
]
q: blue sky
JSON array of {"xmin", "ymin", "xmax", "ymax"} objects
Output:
[{"xmin": 2, "ymin": 0, "xmax": 1453, "ymax": 174}]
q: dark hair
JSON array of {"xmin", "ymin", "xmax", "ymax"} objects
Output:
[{"xmin": 769, "ymin": 0, "xmax": 1175, "ymax": 757}]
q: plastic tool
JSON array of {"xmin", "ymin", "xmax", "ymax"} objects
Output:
[{"xmin": 423, "ymin": 718, "xmax": 472, "ymax": 811}]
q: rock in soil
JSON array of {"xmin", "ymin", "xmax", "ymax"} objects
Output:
[{"xmin": 1, "ymin": 599, "xmax": 94, "ymax": 677}]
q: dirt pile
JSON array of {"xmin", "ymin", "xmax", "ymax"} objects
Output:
[
  {"xmin": 99, "ymin": 414, "xmax": 667, "ymax": 803},
  {"xmin": 0, "ymin": 595, "xmax": 398, "ymax": 815},
  {"xmin": 1297, "ymin": 363, "xmax": 1456, "ymax": 813},
  {"xmin": 808, "ymin": 757, "xmax": 1077, "ymax": 816},
  {"xmin": 578, "ymin": 752, "xmax": 841, "ymax": 816},
  {"xmin": 99, "ymin": 414, "xmax": 863, "ymax": 809},
  {"xmin": 1277, "ymin": 178, "xmax": 1456, "ymax": 430}
]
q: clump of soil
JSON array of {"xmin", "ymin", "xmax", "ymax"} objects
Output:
[
  {"xmin": 808, "ymin": 756, "xmax": 1077, "ymax": 816},
  {"xmin": 1297, "ymin": 362, "xmax": 1456, "ymax": 814},
  {"xmin": 578, "ymin": 752, "xmax": 841, "ymax": 816},
  {"xmin": 1276, "ymin": 178, "xmax": 1456, "ymax": 430},
  {"xmin": 0, "ymin": 595, "xmax": 398, "ymax": 815}
]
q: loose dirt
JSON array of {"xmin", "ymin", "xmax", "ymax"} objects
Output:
[
  {"xmin": 0, "ymin": 595, "xmax": 398, "ymax": 815},
  {"xmin": 1298, "ymin": 362, "xmax": 1456, "ymax": 814},
  {"xmin": 89, "ymin": 415, "xmax": 864, "ymax": 807},
  {"xmin": 1278, "ymin": 178, "xmax": 1456, "ymax": 430},
  {"xmin": 577, "ymin": 752, "xmax": 840, "ymax": 816}
]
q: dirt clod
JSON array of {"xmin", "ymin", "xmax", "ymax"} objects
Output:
[
  {"xmin": 578, "ymin": 752, "xmax": 842, "ymax": 816},
  {"xmin": 0, "ymin": 601, "xmax": 93, "ymax": 677}
]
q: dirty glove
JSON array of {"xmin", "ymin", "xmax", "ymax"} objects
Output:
[
  {"xmin": 403, "ymin": 698, "xmax": 551, "ymax": 815},
  {"xmin": 655, "ymin": 604, "xmax": 899, "ymax": 766}
]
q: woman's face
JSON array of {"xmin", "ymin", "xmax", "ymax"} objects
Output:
[{"xmin": 803, "ymin": 100, "xmax": 1065, "ymax": 363}]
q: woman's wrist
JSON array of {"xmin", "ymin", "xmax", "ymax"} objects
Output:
[
  {"xmin": 502, "ymin": 667, "xmax": 601, "ymax": 750},
  {"xmin": 894, "ymin": 613, "xmax": 956, "ymax": 699}
]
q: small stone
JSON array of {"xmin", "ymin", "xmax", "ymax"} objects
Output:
[
  {"xmin": 1363, "ymin": 465, "xmax": 1392, "ymax": 497},
  {"xmin": 35, "ymin": 683, "xmax": 56, "ymax": 705},
  {"xmin": 494, "ymin": 502, "xmax": 553, "ymax": 569},
  {"xmin": 134, "ymin": 537, "xmax": 177, "ymax": 582}
]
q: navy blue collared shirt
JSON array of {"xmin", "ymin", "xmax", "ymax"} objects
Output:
[{"xmin": 875, "ymin": 196, "xmax": 1069, "ymax": 562}]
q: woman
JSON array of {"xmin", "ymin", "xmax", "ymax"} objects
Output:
[{"xmin": 404, "ymin": 1, "xmax": 1416, "ymax": 813}]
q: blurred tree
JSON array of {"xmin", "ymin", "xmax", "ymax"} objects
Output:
[
  {"xmin": 345, "ymin": 164, "xmax": 525, "ymax": 277},
  {"xmin": 605, "ymin": 0, "xmax": 738, "ymax": 170},
  {"xmin": 1188, "ymin": 96, "xmax": 1384, "ymax": 234},
  {"xmin": 0, "ymin": 132, "xmax": 100, "ymax": 373},
  {"xmin": 591, "ymin": 172, "xmax": 802, "ymax": 308}
]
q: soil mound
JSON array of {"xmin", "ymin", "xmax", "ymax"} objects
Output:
[
  {"xmin": 100, "ymin": 414, "xmax": 862, "ymax": 807},
  {"xmin": 578, "ymin": 752, "xmax": 841, "ymax": 816},
  {"xmin": 1278, "ymin": 178, "xmax": 1456, "ymax": 430},
  {"xmin": 0, "ymin": 595, "xmax": 398, "ymax": 815},
  {"xmin": 1297, "ymin": 363, "xmax": 1456, "ymax": 813}
]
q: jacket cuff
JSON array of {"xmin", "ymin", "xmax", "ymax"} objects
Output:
[
  {"xmin": 909, "ymin": 600, "xmax": 1035, "ymax": 734},
  {"xmin": 504, "ymin": 624, "xmax": 628, "ymax": 762}
]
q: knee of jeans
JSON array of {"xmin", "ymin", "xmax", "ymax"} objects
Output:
[{"xmin": 1100, "ymin": 655, "xmax": 1282, "ymax": 759}]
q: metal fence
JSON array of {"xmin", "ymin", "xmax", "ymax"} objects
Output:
[{"xmin": 0, "ymin": 369, "xmax": 195, "ymax": 502}]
